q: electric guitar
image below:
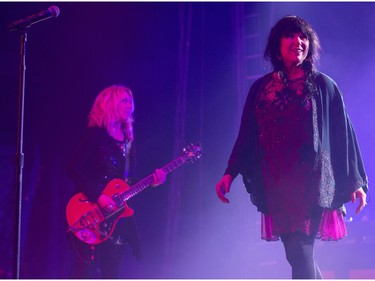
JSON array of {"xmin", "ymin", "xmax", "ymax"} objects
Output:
[{"xmin": 66, "ymin": 143, "xmax": 202, "ymax": 245}]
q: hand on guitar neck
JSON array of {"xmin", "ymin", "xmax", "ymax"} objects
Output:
[{"xmin": 150, "ymin": 168, "xmax": 166, "ymax": 187}]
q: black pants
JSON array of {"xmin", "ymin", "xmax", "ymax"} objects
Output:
[
  {"xmin": 280, "ymin": 231, "xmax": 323, "ymax": 279},
  {"xmin": 68, "ymin": 232, "xmax": 127, "ymax": 279},
  {"xmin": 67, "ymin": 217, "xmax": 142, "ymax": 278}
]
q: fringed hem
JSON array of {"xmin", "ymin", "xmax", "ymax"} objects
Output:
[{"xmin": 261, "ymin": 208, "xmax": 347, "ymax": 242}]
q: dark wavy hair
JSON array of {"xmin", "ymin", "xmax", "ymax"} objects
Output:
[{"xmin": 264, "ymin": 15, "xmax": 321, "ymax": 73}]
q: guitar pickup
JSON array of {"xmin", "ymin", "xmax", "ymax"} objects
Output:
[{"xmin": 112, "ymin": 194, "xmax": 124, "ymax": 207}]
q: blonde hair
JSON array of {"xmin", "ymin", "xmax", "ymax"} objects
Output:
[{"xmin": 88, "ymin": 85, "xmax": 134, "ymax": 141}]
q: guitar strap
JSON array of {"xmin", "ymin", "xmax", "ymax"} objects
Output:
[{"xmin": 123, "ymin": 139, "xmax": 131, "ymax": 182}]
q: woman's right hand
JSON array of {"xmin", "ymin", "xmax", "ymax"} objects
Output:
[
  {"xmin": 98, "ymin": 193, "xmax": 117, "ymax": 211},
  {"xmin": 215, "ymin": 174, "xmax": 233, "ymax": 204}
]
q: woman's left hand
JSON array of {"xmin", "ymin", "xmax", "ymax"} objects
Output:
[
  {"xmin": 151, "ymin": 168, "xmax": 166, "ymax": 187},
  {"xmin": 351, "ymin": 187, "xmax": 367, "ymax": 214}
]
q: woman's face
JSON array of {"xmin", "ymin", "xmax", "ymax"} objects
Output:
[
  {"xmin": 117, "ymin": 92, "xmax": 134, "ymax": 121},
  {"xmin": 280, "ymin": 31, "xmax": 309, "ymax": 68}
]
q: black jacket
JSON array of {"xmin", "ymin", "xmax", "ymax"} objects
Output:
[
  {"xmin": 68, "ymin": 127, "xmax": 142, "ymax": 258},
  {"xmin": 225, "ymin": 71, "xmax": 368, "ymax": 213}
]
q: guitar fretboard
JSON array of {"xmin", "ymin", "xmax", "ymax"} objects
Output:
[{"xmin": 120, "ymin": 155, "xmax": 187, "ymax": 201}]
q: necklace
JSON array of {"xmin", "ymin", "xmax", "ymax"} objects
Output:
[
  {"xmin": 116, "ymin": 139, "xmax": 128, "ymax": 157},
  {"xmin": 278, "ymin": 70, "xmax": 305, "ymax": 87}
]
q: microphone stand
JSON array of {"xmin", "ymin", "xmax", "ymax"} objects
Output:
[
  {"xmin": 8, "ymin": 8, "xmax": 60, "ymax": 278},
  {"xmin": 13, "ymin": 27, "xmax": 28, "ymax": 279}
]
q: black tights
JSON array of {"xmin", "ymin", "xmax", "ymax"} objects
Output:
[{"xmin": 281, "ymin": 231, "xmax": 323, "ymax": 279}]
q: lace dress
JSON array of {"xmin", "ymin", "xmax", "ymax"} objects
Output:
[{"xmin": 255, "ymin": 72, "xmax": 347, "ymax": 241}]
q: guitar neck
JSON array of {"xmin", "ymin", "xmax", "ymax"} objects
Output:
[{"xmin": 120, "ymin": 154, "xmax": 187, "ymax": 201}]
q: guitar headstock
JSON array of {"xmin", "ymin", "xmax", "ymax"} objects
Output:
[{"xmin": 181, "ymin": 143, "xmax": 202, "ymax": 163}]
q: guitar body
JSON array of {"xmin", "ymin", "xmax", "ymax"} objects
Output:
[{"xmin": 66, "ymin": 178, "xmax": 134, "ymax": 245}]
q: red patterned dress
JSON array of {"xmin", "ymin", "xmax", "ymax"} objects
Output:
[{"xmin": 255, "ymin": 72, "xmax": 347, "ymax": 241}]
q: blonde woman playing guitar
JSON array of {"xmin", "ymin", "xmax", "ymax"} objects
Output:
[{"xmin": 66, "ymin": 85, "xmax": 166, "ymax": 279}]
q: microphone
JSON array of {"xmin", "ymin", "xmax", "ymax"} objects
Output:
[{"xmin": 7, "ymin": 5, "xmax": 60, "ymax": 31}]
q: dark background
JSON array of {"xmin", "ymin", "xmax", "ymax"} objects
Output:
[{"xmin": 0, "ymin": 2, "xmax": 374, "ymax": 279}]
